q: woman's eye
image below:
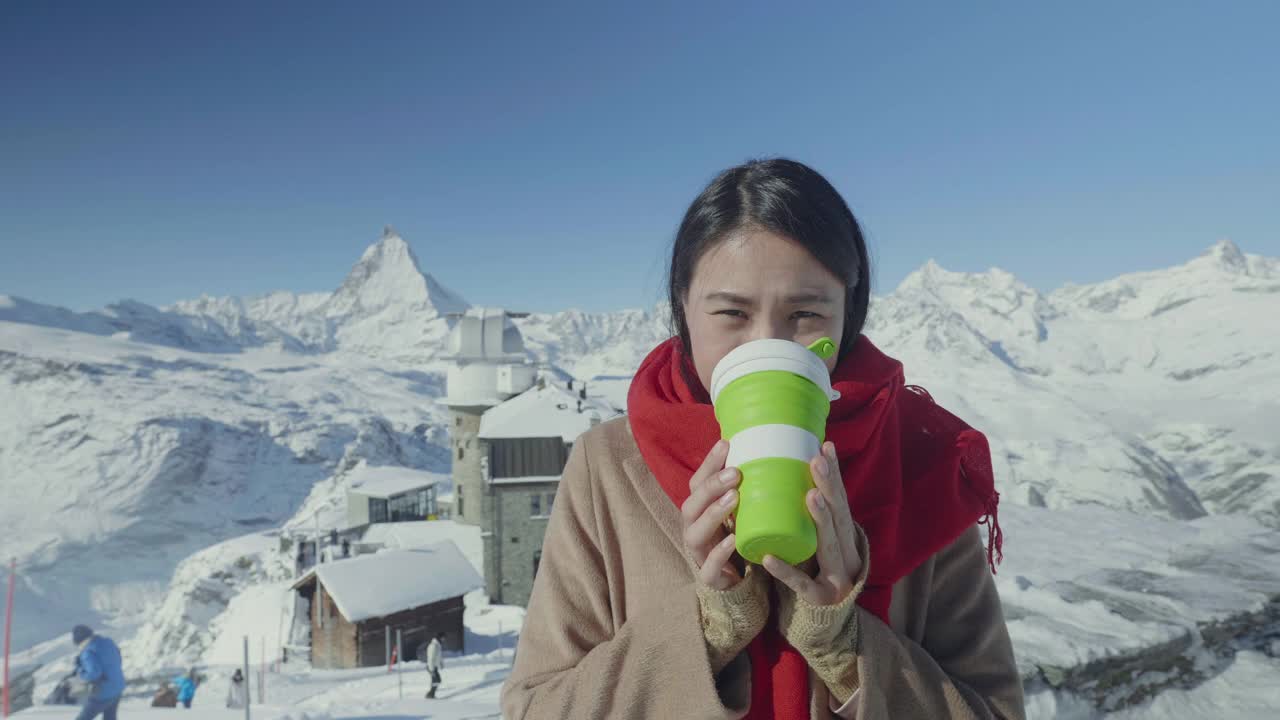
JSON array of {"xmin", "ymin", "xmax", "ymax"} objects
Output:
[
  {"xmin": 792, "ymin": 311, "xmax": 822, "ymax": 320},
  {"xmin": 713, "ymin": 309, "xmax": 747, "ymax": 318}
]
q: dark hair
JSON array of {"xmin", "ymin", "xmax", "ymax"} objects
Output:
[{"xmin": 667, "ymin": 158, "xmax": 871, "ymax": 362}]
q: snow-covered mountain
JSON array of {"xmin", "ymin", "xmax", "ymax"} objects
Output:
[
  {"xmin": 319, "ymin": 227, "xmax": 468, "ymax": 359},
  {"xmin": 0, "ymin": 296, "xmax": 243, "ymax": 353},
  {"xmin": 2, "ymin": 230, "xmax": 1278, "ymax": 717},
  {"xmin": 168, "ymin": 291, "xmax": 332, "ymax": 352},
  {"xmin": 0, "ymin": 321, "xmax": 453, "ymax": 654},
  {"xmin": 514, "ymin": 306, "xmax": 671, "ymax": 381},
  {"xmin": 864, "ymin": 239, "xmax": 1278, "ymax": 526},
  {"xmin": 164, "ymin": 227, "xmax": 469, "ymax": 360}
]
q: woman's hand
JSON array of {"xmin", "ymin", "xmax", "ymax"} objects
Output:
[
  {"xmin": 681, "ymin": 439, "xmax": 743, "ymax": 590},
  {"xmin": 762, "ymin": 441, "xmax": 864, "ymax": 605}
]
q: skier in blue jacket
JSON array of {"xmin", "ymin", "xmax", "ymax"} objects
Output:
[
  {"xmin": 172, "ymin": 668, "xmax": 200, "ymax": 708},
  {"xmin": 72, "ymin": 624, "xmax": 125, "ymax": 720}
]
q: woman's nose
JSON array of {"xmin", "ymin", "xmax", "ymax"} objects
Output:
[{"xmin": 748, "ymin": 316, "xmax": 790, "ymax": 343}]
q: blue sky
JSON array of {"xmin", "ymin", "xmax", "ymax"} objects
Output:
[{"xmin": 2, "ymin": 1, "xmax": 1277, "ymax": 313}]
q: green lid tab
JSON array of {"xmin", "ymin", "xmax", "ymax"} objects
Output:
[{"xmin": 806, "ymin": 336, "xmax": 836, "ymax": 360}]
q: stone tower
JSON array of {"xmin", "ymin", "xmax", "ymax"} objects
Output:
[{"xmin": 441, "ymin": 307, "xmax": 536, "ymax": 591}]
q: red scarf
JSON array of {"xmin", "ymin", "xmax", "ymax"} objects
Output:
[{"xmin": 627, "ymin": 335, "xmax": 1002, "ymax": 719}]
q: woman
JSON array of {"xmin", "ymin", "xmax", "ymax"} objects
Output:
[{"xmin": 501, "ymin": 159, "xmax": 1024, "ymax": 719}]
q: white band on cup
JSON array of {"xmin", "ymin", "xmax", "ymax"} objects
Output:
[
  {"xmin": 709, "ymin": 338, "xmax": 840, "ymax": 404},
  {"xmin": 725, "ymin": 423, "xmax": 821, "ymax": 468}
]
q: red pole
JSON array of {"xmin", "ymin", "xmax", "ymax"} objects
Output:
[{"xmin": 3, "ymin": 558, "xmax": 16, "ymax": 719}]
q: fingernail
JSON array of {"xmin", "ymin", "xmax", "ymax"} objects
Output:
[
  {"xmin": 721, "ymin": 534, "xmax": 736, "ymax": 548},
  {"xmin": 719, "ymin": 489, "xmax": 737, "ymax": 506},
  {"xmin": 719, "ymin": 468, "xmax": 737, "ymax": 485},
  {"xmin": 716, "ymin": 439, "xmax": 729, "ymax": 454},
  {"xmin": 812, "ymin": 490, "xmax": 825, "ymax": 509}
]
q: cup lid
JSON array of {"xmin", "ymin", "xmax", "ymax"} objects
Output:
[{"xmin": 709, "ymin": 338, "xmax": 840, "ymax": 403}]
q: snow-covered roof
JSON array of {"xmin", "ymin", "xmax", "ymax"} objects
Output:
[
  {"xmin": 479, "ymin": 383, "xmax": 620, "ymax": 443},
  {"xmin": 357, "ymin": 520, "xmax": 483, "ymax": 574},
  {"xmin": 346, "ymin": 463, "xmax": 442, "ymax": 499},
  {"xmin": 296, "ymin": 540, "xmax": 481, "ymax": 623},
  {"xmin": 584, "ymin": 376, "xmax": 633, "ymax": 414}
]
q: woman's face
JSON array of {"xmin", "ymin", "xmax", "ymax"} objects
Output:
[{"xmin": 684, "ymin": 227, "xmax": 847, "ymax": 392}]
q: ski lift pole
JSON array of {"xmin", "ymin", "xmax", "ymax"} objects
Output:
[
  {"xmin": 396, "ymin": 630, "xmax": 403, "ymax": 700},
  {"xmin": 260, "ymin": 635, "xmax": 266, "ymax": 704},
  {"xmin": 3, "ymin": 558, "xmax": 15, "ymax": 719},
  {"xmin": 243, "ymin": 636, "xmax": 251, "ymax": 720}
]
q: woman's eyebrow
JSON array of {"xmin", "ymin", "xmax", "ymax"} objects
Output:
[
  {"xmin": 704, "ymin": 290, "xmax": 835, "ymax": 305},
  {"xmin": 783, "ymin": 291, "xmax": 834, "ymax": 304},
  {"xmin": 704, "ymin": 291, "xmax": 754, "ymax": 305}
]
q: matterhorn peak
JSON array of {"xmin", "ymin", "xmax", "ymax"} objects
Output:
[{"xmin": 323, "ymin": 228, "xmax": 468, "ymax": 319}]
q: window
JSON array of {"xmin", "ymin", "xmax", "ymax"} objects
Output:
[
  {"xmin": 457, "ymin": 487, "xmax": 464, "ymax": 517},
  {"xmin": 369, "ymin": 498, "xmax": 388, "ymax": 523},
  {"xmin": 531, "ymin": 491, "xmax": 555, "ymax": 519},
  {"xmin": 457, "ymin": 445, "xmax": 464, "ymax": 461},
  {"xmin": 456, "ymin": 417, "xmax": 461, "ymax": 427},
  {"xmin": 388, "ymin": 491, "xmax": 427, "ymax": 522}
]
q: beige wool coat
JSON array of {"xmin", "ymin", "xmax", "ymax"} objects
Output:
[{"xmin": 501, "ymin": 417, "xmax": 1025, "ymax": 719}]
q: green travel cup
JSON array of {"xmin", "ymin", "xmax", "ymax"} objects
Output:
[{"xmin": 710, "ymin": 336, "xmax": 840, "ymax": 565}]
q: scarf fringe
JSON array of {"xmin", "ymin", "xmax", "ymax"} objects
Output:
[
  {"xmin": 977, "ymin": 491, "xmax": 1003, "ymax": 574},
  {"xmin": 955, "ymin": 426, "xmax": 1003, "ymax": 575}
]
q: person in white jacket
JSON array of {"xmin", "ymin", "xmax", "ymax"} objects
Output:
[
  {"xmin": 424, "ymin": 633, "xmax": 445, "ymax": 699},
  {"xmin": 225, "ymin": 669, "xmax": 247, "ymax": 709}
]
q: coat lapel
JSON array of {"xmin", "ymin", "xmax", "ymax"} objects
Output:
[{"xmin": 617, "ymin": 421, "xmax": 700, "ymax": 573}]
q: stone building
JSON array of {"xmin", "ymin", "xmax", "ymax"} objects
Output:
[{"xmin": 442, "ymin": 307, "xmax": 619, "ymax": 606}]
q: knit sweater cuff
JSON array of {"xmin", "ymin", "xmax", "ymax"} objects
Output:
[
  {"xmin": 779, "ymin": 588, "xmax": 862, "ymax": 703},
  {"xmin": 695, "ymin": 564, "xmax": 770, "ymax": 674},
  {"xmin": 775, "ymin": 521, "xmax": 872, "ymax": 704}
]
